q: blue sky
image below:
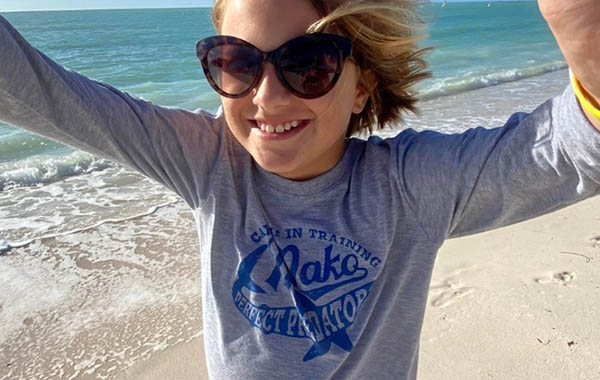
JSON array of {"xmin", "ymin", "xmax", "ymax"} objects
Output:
[
  {"xmin": 0, "ymin": 1, "xmax": 213, "ymax": 12},
  {"xmin": 0, "ymin": 0, "xmax": 531, "ymax": 12}
]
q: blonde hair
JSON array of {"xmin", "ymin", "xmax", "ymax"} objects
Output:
[{"xmin": 211, "ymin": 0, "xmax": 431, "ymax": 136}]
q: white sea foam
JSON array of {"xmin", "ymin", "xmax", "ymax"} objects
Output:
[
  {"xmin": 419, "ymin": 61, "xmax": 568, "ymax": 101},
  {"xmin": 0, "ymin": 246, "xmax": 79, "ymax": 344},
  {"xmin": 0, "ymin": 150, "xmax": 113, "ymax": 191},
  {"xmin": 0, "ymin": 201, "xmax": 202, "ymax": 380},
  {"xmin": 0, "ymin": 165, "xmax": 180, "ymax": 243}
]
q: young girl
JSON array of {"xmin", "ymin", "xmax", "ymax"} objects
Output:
[{"xmin": 1, "ymin": 0, "xmax": 599, "ymax": 379}]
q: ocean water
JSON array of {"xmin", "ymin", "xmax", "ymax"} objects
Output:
[{"xmin": 0, "ymin": 2, "xmax": 571, "ymax": 379}]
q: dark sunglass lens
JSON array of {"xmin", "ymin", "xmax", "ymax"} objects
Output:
[
  {"xmin": 206, "ymin": 44, "xmax": 261, "ymax": 96},
  {"xmin": 279, "ymin": 38, "xmax": 340, "ymax": 98}
]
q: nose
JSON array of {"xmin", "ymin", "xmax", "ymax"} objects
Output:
[{"xmin": 252, "ymin": 63, "xmax": 293, "ymax": 109}]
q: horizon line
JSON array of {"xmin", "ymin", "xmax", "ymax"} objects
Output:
[
  {"xmin": 0, "ymin": 0, "xmax": 535, "ymax": 13},
  {"xmin": 0, "ymin": 6, "xmax": 212, "ymax": 13}
]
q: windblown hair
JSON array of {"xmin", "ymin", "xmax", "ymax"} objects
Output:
[{"xmin": 211, "ymin": 0, "xmax": 431, "ymax": 136}]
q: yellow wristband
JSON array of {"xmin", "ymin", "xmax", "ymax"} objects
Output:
[{"xmin": 569, "ymin": 68, "xmax": 600, "ymax": 121}]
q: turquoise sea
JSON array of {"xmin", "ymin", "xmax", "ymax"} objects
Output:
[{"xmin": 0, "ymin": 3, "xmax": 572, "ymax": 380}]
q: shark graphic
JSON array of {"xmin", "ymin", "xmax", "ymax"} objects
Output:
[{"xmin": 232, "ymin": 238, "xmax": 374, "ymax": 361}]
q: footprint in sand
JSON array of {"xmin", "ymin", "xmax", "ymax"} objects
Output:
[
  {"xmin": 535, "ymin": 271, "xmax": 576, "ymax": 286},
  {"xmin": 429, "ymin": 279, "xmax": 474, "ymax": 308}
]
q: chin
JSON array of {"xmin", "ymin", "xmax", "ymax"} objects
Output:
[
  {"xmin": 257, "ymin": 159, "xmax": 297, "ymax": 177},
  {"xmin": 253, "ymin": 153, "xmax": 305, "ymax": 179}
]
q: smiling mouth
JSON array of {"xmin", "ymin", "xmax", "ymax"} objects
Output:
[{"xmin": 251, "ymin": 120, "xmax": 309, "ymax": 135}]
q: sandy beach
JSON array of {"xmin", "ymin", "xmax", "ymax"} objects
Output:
[
  {"xmin": 111, "ymin": 193, "xmax": 600, "ymax": 380},
  {"xmin": 115, "ymin": 337, "xmax": 207, "ymax": 380},
  {"xmin": 420, "ymin": 194, "xmax": 600, "ymax": 379}
]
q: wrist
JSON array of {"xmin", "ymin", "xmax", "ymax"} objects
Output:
[{"xmin": 570, "ymin": 68, "xmax": 600, "ymax": 123}]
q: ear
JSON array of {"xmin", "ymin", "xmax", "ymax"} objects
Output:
[
  {"xmin": 352, "ymin": 87, "xmax": 369, "ymax": 114},
  {"xmin": 352, "ymin": 69, "xmax": 376, "ymax": 114}
]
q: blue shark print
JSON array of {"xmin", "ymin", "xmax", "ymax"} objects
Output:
[{"xmin": 232, "ymin": 226, "xmax": 380, "ymax": 362}]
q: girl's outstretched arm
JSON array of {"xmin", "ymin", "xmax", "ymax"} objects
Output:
[
  {"xmin": 0, "ymin": 15, "xmax": 226, "ymax": 208},
  {"xmin": 539, "ymin": 0, "xmax": 600, "ymax": 129}
]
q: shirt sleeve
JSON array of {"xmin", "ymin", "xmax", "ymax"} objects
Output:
[
  {"xmin": 0, "ymin": 15, "xmax": 225, "ymax": 209},
  {"xmin": 394, "ymin": 84, "xmax": 600, "ymax": 240}
]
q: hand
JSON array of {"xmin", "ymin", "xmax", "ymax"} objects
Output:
[{"xmin": 538, "ymin": 0, "xmax": 600, "ymax": 101}]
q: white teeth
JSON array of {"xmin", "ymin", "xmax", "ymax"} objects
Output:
[{"xmin": 257, "ymin": 120, "xmax": 302, "ymax": 134}]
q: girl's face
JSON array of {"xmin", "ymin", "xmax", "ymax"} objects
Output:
[{"xmin": 220, "ymin": 0, "xmax": 368, "ymax": 180}]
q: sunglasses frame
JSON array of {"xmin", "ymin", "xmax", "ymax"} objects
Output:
[{"xmin": 196, "ymin": 33, "xmax": 352, "ymax": 99}]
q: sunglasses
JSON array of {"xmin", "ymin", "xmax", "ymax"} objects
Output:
[{"xmin": 196, "ymin": 33, "xmax": 352, "ymax": 99}]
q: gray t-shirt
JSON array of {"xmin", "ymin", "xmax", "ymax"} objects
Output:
[{"xmin": 2, "ymin": 16, "xmax": 600, "ymax": 380}]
